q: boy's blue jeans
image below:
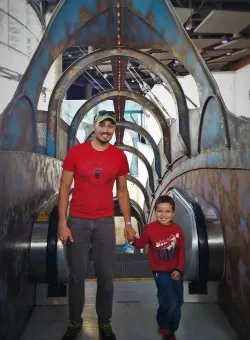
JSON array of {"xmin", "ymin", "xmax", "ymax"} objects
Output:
[{"xmin": 153, "ymin": 271, "xmax": 183, "ymax": 333}]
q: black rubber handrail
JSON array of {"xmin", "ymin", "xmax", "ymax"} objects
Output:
[
  {"xmin": 168, "ymin": 186, "xmax": 209, "ymax": 290},
  {"xmin": 46, "ymin": 205, "xmax": 60, "ymax": 295}
]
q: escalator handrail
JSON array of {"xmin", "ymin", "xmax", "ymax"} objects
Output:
[
  {"xmin": 46, "ymin": 205, "xmax": 59, "ymax": 287},
  {"xmin": 168, "ymin": 186, "xmax": 210, "ymax": 283}
]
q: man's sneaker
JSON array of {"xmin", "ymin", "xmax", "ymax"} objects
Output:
[
  {"xmin": 98, "ymin": 323, "xmax": 116, "ymax": 339},
  {"xmin": 61, "ymin": 318, "xmax": 83, "ymax": 340}
]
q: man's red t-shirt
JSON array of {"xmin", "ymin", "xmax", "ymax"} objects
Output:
[
  {"xmin": 133, "ymin": 221, "xmax": 185, "ymax": 273},
  {"xmin": 63, "ymin": 141, "xmax": 129, "ymax": 219}
]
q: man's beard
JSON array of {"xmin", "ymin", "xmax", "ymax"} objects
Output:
[{"xmin": 96, "ymin": 134, "xmax": 111, "ymax": 144}]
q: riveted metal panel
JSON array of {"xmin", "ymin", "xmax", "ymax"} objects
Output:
[{"xmin": 199, "ymin": 97, "xmax": 227, "ymax": 152}]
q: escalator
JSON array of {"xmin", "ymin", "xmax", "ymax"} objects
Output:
[
  {"xmin": 22, "ymin": 188, "xmax": 237, "ymax": 340},
  {"xmin": 29, "ymin": 186, "xmax": 224, "ymax": 294}
]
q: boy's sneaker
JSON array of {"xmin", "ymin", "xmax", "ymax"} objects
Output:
[
  {"xmin": 98, "ymin": 323, "xmax": 116, "ymax": 339},
  {"xmin": 61, "ymin": 318, "xmax": 83, "ymax": 339}
]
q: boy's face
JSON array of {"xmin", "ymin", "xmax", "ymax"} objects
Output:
[{"xmin": 155, "ymin": 202, "xmax": 175, "ymax": 225}]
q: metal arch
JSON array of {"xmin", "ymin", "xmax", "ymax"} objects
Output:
[
  {"xmin": 69, "ymin": 89, "xmax": 171, "ymax": 163},
  {"xmin": 118, "ymin": 121, "xmax": 161, "ymax": 178},
  {"xmin": 197, "ymin": 96, "xmax": 231, "ymax": 152},
  {"xmin": 28, "ymin": 0, "xmax": 46, "ymax": 29},
  {"xmin": 113, "ymin": 196, "xmax": 146, "ymax": 228},
  {"xmin": 85, "ymin": 123, "xmax": 161, "ymax": 180},
  {"xmin": 118, "ymin": 144, "xmax": 155, "ymax": 193},
  {"xmin": 126, "ymin": 0, "xmax": 230, "ymax": 147},
  {"xmin": 127, "ymin": 174, "xmax": 150, "ymax": 210},
  {"xmin": 47, "ymin": 48, "xmax": 189, "ymax": 157}
]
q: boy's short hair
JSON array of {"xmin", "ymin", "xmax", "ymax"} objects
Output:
[{"xmin": 154, "ymin": 195, "xmax": 175, "ymax": 211}]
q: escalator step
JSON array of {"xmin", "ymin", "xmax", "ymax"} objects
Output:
[{"xmin": 86, "ymin": 253, "xmax": 152, "ymax": 279}]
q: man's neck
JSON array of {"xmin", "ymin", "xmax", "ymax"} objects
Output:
[{"xmin": 91, "ymin": 138, "xmax": 110, "ymax": 151}]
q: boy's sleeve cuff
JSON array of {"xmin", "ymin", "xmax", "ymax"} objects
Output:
[{"xmin": 175, "ymin": 268, "xmax": 183, "ymax": 274}]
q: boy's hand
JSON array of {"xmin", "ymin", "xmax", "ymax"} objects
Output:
[
  {"xmin": 171, "ymin": 270, "xmax": 181, "ymax": 280},
  {"xmin": 124, "ymin": 226, "xmax": 136, "ymax": 241}
]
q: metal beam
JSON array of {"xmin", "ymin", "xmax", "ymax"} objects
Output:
[
  {"xmin": 118, "ymin": 144, "xmax": 155, "ymax": 193},
  {"xmin": 69, "ymin": 89, "xmax": 171, "ymax": 163},
  {"xmin": 127, "ymin": 175, "xmax": 150, "ymax": 210},
  {"xmin": 46, "ymin": 48, "xmax": 188, "ymax": 157},
  {"xmin": 113, "ymin": 196, "xmax": 146, "ymax": 227}
]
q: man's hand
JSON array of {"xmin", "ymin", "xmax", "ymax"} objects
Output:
[
  {"xmin": 124, "ymin": 224, "xmax": 136, "ymax": 242},
  {"xmin": 58, "ymin": 223, "xmax": 74, "ymax": 246},
  {"xmin": 171, "ymin": 270, "xmax": 181, "ymax": 280}
]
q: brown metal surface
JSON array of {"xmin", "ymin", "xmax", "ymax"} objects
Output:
[
  {"xmin": 0, "ymin": 151, "xmax": 62, "ymax": 340},
  {"xmin": 165, "ymin": 168, "xmax": 250, "ymax": 335}
]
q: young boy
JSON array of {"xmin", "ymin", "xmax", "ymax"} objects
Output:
[{"xmin": 127, "ymin": 195, "xmax": 185, "ymax": 340}]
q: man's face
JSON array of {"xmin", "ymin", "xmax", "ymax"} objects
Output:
[{"xmin": 94, "ymin": 119, "xmax": 116, "ymax": 144}]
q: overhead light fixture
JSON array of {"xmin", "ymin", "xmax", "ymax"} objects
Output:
[
  {"xmin": 186, "ymin": 21, "xmax": 192, "ymax": 31},
  {"xmin": 104, "ymin": 73, "xmax": 108, "ymax": 78},
  {"xmin": 131, "ymin": 79, "xmax": 135, "ymax": 82},
  {"xmin": 226, "ymin": 52, "xmax": 232, "ymax": 56},
  {"xmin": 173, "ymin": 60, "xmax": 180, "ymax": 67}
]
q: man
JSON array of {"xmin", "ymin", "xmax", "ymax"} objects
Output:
[{"xmin": 58, "ymin": 110, "xmax": 135, "ymax": 340}]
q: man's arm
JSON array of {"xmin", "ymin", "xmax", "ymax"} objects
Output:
[
  {"xmin": 116, "ymin": 175, "xmax": 135, "ymax": 238},
  {"xmin": 58, "ymin": 170, "xmax": 74, "ymax": 245},
  {"xmin": 116, "ymin": 175, "xmax": 131, "ymax": 223}
]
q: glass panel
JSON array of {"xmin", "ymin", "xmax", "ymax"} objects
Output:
[
  {"xmin": 0, "ymin": 11, "xmax": 8, "ymax": 43},
  {"xmin": 27, "ymin": 31, "xmax": 38, "ymax": 58},
  {"xmin": 0, "ymin": 0, "xmax": 8, "ymax": 12},
  {"xmin": 9, "ymin": 17, "xmax": 27, "ymax": 54},
  {"xmin": 9, "ymin": 0, "xmax": 26, "ymax": 23},
  {"xmin": 27, "ymin": 4, "xmax": 42, "ymax": 40}
]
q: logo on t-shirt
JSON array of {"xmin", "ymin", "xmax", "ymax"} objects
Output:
[
  {"xmin": 94, "ymin": 167, "xmax": 103, "ymax": 179},
  {"xmin": 155, "ymin": 233, "xmax": 179, "ymax": 261}
]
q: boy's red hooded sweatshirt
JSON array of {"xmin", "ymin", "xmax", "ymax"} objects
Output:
[{"xmin": 133, "ymin": 221, "xmax": 185, "ymax": 273}]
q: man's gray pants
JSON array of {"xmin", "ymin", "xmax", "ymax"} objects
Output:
[{"xmin": 66, "ymin": 216, "xmax": 116, "ymax": 324}]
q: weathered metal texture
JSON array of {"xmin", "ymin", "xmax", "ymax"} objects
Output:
[
  {"xmin": 111, "ymin": 57, "xmax": 128, "ymax": 143},
  {"xmin": 0, "ymin": 0, "xmax": 114, "ymax": 150},
  {"xmin": 118, "ymin": 144, "xmax": 155, "ymax": 193},
  {"xmin": 111, "ymin": 57, "xmax": 128, "ymax": 91},
  {"xmin": 73, "ymin": 5, "xmax": 167, "ymax": 50},
  {"xmin": 198, "ymin": 96, "xmax": 229, "ymax": 153},
  {"xmin": 153, "ymin": 148, "xmax": 250, "ymax": 201},
  {"xmin": 124, "ymin": 0, "xmax": 235, "ymax": 151},
  {"xmin": 1, "ymin": 0, "xmax": 237, "ymax": 157},
  {"xmin": 169, "ymin": 120, "xmax": 189, "ymax": 165},
  {"xmin": 0, "ymin": 151, "xmax": 62, "ymax": 340},
  {"xmin": 227, "ymin": 112, "xmax": 250, "ymax": 150},
  {"xmin": 47, "ymin": 48, "xmax": 188, "ymax": 157},
  {"xmin": 123, "ymin": 1, "xmax": 225, "ymax": 106},
  {"xmin": 0, "ymin": 95, "xmax": 36, "ymax": 152},
  {"xmin": 188, "ymin": 108, "xmax": 201, "ymax": 156},
  {"xmin": 127, "ymin": 174, "xmax": 150, "ymax": 210},
  {"xmin": 68, "ymin": 88, "xmax": 171, "ymax": 163},
  {"xmin": 113, "ymin": 97, "xmax": 126, "ymax": 144},
  {"xmin": 163, "ymin": 168, "xmax": 250, "ymax": 337},
  {"xmin": 117, "ymin": 121, "xmax": 162, "ymax": 178}
]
